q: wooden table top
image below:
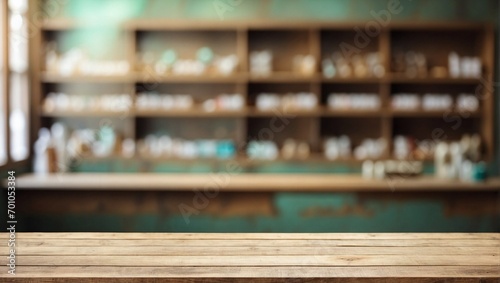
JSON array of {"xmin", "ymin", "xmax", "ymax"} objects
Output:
[
  {"xmin": 9, "ymin": 173, "xmax": 500, "ymax": 191},
  {"xmin": 1, "ymin": 233, "xmax": 499, "ymax": 282}
]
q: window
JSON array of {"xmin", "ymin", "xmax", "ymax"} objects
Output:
[
  {"xmin": 0, "ymin": 0, "xmax": 30, "ymax": 168},
  {"xmin": 0, "ymin": 0, "xmax": 7, "ymax": 166}
]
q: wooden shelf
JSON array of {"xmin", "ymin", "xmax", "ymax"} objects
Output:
[
  {"xmin": 72, "ymin": 153, "xmax": 394, "ymax": 165},
  {"xmin": 83, "ymin": 155, "xmax": 245, "ymax": 163},
  {"xmin": 41, "ymin": 19, "xmax": 113, "ymax": 30},
  {"xmin": 135, "ymin": 108, "xmax": 247, "ymax": 117},
  {"xmin": 41, "ymin": 108, "xmax": 482, "ymax": 119},
  {"xmin": 41, "ymin": 73, "xmax": 136, "ymax": 83},
  {"xmin": 249, "ymin": 73, "xmax": 320, "ymax": 83},
  {"xmin": 40, "ymin": 72, "xmax": 486, "ymax": 85},
  {"xmin": 248, "ymin": 107, "xmax": 320, "ymax": 117},
  {"xmin": 41, "ymin": 72, "xmax": 245, "ymax": 84},
  {"xmin": 41, "ymin": 110, "xmax": 133, "ymax": 117},
  {"xmin": 322, "ymin": 77, "xmax": 386, "ymax": 84},
  {"xmin": 389, "ymin": 74, "xmax": 482, "ymax": 84},
  {"xmin": 8, "ymin": 173, "xmax": 500, "ymax": 191},
  {"xmin": 136, "ymin": 73, "xmax": 247, "ymax": 83},
  {"xmin": 322, "ymin": 108, "xmax": 386, "ymax": 117},
  {"xmin": 391, "ymin": 109, "xmax": 482, "ymax": 117},
  {"xmin": 42, "ymin": 19, "xmax": 490, "ymax": 31}
]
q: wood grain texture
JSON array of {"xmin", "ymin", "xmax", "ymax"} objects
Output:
[
  {"xmin": 41, "ymin": 19, "xmax": 490, "ymax": 31},
  {"xmin": 12, "ymin": 232, "xmax": 500, "ymax": 240},
  {"xmin": 12, "ymin": 239, "xmax": 500, "ymax": 248},
  {"xmin": 0, "ymin": 233, "xmax": 499, "ymax": 282},
  {"xmin": 9, "ymin": 173, "xmax": 500, "ymax": 191}
]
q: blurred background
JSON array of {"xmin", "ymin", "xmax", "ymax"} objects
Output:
[{"xmin": 0, "ymin": 0, "xmax": 499, "ymax": 232}]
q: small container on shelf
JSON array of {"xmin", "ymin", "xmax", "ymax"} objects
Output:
[
  {"xmin": 44, "ymin": 92, "xmax": 133, "ymax": 113},
  {"xmin": 324, "ymin": 136, "xmax": 385, "ymax": 161},
  {"xmin": 137, "ymin": 135, "xmax": 237, "ymax": 160},
  {"xmin": 44, "ymin": 42, "xmax": 130, "ymax": 77},
  {"xmin": 250, "ymin": 50, "xmax": 273, "ymax": 76},
  {"xmin": 256, "ymin": 92, "xmax": 317, "ymax": 111},
  {"xmin": 203, "ymin": 94, "xmax": 244, "ymax": 112},
  {"xmin": 421, "ymin": 93, "xmax": 453, "ymax": 111},
  {"xmin": 448, "ymin": 52, "xmax": 482, "ymax": 79},
  {"xmin": 327, "ymin": 93, "xmax": 380, "ymax": 110},
  {"xmin": 247, "ymin": 140, "xmax": 279, "ymax": 160},
  {"xmin": 292, "ymin": 54, "xmax": 316, "ymax": 76},
  {"xmin": 391, "ymin": 93, "xmax": 420, "ymax": 110},
  {"xmin": 280, "ymin": 139, "xmax": 310, "ymax": 160},
  {"xmin": 322, "ymin": 52, "xmax": 384, "ymax": 79},
  {"xmin": 456, "ymin": 93, "xmax": 479, "ymax": 112},
  {"xmin": 391, "ymin": 50, "xmax": 427, "ymax": 78},
  {"xmin": 136, "ymin": 93, "xmax": 194, "ymax": 111}
]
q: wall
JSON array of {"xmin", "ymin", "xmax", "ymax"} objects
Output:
[
  {"xmin": 14, "ymin": 0, "xmax": 498, "ymax": 232},
  {"xmin": 15, "ymin": 190, "xmax": 500, "ymax": 232}
]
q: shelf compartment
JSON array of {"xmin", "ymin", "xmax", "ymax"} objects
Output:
[
  {"xmin": 246, "ymin": 117, "xmax": 318, "ymax": 151},
  {"xmin": 42, "ymin": 30, "xmax": 130, "ymax": 74},
  {"xmin": 390, "ymin": 29, "xmax": 484, "ymax": 73},
  {"xmin": 248, "ymin": 29, "xmax": 313, "ymax": 73},
  {"xmin": 136, "ymin": 82, "xmax": 239, "ymax": 101},
  {"xmin": 321, "ymin": 83, "xmax": 383, "ymax": 111},
  {"xmin": 320, "ymin": 117, "xmax": 384, "ymax": 155},
  {"xmin": 135, "ymin": 117, "xmax": 240, "ymax": 141},
  {"xmin": 321, "ymin": 29, "xmax": 380, "ymax": 60},
  {"xmin": 392, "ymin": 117, "xmax": 482, "ymax": 142},
  {"xmin": 41, "ymin": 116, "xmax": 135, "ymax": 140},
  {"xmin": 136, "ymin": 30, "xmax": 239, "ymax": 72}
]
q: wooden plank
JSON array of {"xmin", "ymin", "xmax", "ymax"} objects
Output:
[
  {"xmin": 3, "ymin": 266, "xmax": 500, "ymax": 279},
  {"xmin": 13, "ymin": 246, "xmax": 500, "ymax": 256},
  {"xmin": 41, "ymin": 18, "xmax": 487, "ymax": 31},
  {"xmin": 12, "ymin": 239, "xmax": 500, "ymax": 248},
  {"xmin": 1, "ymin": 278, "xmax": 498, "ymax": 283},
  {"xmin": 12, "ymin": 232, "xmax": 500, "ymax": 240},
  {"xmin": 9, "ymin": 173, "xmax": 500, "ymax": 191},
  {"xmin": 1, "ymin": 233, "xmax": 498, "ymax": 281},
  {"xmin": 13, "ymin": 254, "xmax": 500, "ymax": 267}
]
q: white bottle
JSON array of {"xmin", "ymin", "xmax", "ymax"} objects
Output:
[
  {"xmin": 435, "ymin": 142, "xmax": 449, "ymax": 179},
  {"xmin": 51, "ymin": 123, "xmax": 67, "ymax": 172},
  {"xmin": 374, "ymin": 161, "xmax": 385, "ymax": 179},
  {"xmin": 448, "ymin": 52, "xmax": 460, "ymax": 78},
  {"xmin": 362, "ymin": 160, "xmax": 374, "ymax": 179},
  {"xmin": 33, "ymin": 128, "xmax": 52, "ymax": 174}
]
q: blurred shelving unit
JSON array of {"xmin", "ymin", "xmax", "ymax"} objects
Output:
[{"xmin": 33, "ymin": 19, "xmax": 495, "ymax": 170}]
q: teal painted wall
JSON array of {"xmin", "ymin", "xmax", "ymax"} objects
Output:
[
  {"xmin": 15, "ymin": 191, "xmax": 500, "ymax": 232},
  {"xmin": 43, "ymin": 0, "xmax": 499, "ymax": 22},
  {"xmin": 20, "ymin": 0, "xmax": 499, "ymax": 232}
]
